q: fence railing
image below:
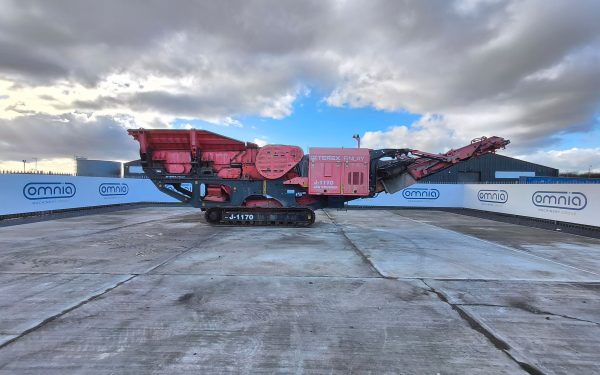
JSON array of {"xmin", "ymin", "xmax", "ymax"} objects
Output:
[{"xmin": 0, "ymin": 170, "xmax": 74, "ymax": 176}]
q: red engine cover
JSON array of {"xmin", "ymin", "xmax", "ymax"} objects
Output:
[
  {"xmin": 308, "ymin": 148, "xmax": 370, "ymax": 196},
  {"xmin": 255, "ymin": 145, "xmax": 304, "ymax": 179}
]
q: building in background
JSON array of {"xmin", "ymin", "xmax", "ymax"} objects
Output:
[
  {"xmin": 76, "ymin": 158, "xmax": 122, "ymax": 177},
  {"xmin": 123, "ymin": 160, "xmax": 146, "ymax": 178},
  {"xmin": 421, "ymin": 153, "xmax": 558, "ymax": 183}
]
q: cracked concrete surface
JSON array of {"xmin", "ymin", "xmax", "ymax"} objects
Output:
[{"xmin": 0, "ymin": 207, "xmax": 599, "ymax": 374}]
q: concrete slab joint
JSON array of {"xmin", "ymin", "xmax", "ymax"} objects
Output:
[{"xmin": 0, "ymin": 207, "xmax": 599, "ymax": 374}]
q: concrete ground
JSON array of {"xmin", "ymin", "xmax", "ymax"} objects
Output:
[{"xmin": 0, "ymin": 207, "xmax": 599, "ymax": 374}]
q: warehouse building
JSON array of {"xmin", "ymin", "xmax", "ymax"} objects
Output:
[
  {"xmin": 76, "ymin": 158, "xmax": 122, "ymax": 178},
  {"xmin": 421, "ymin": 153, "xmax": 558, "ymax": 183},
  {"xmin": 124, "ymin": 160, "xmax": 146, "ymax": 178}
]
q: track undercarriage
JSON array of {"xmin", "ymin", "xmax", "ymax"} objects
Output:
[{"xmin": 205, "ymin": 206, "xmax": 315, "ymax": 226}]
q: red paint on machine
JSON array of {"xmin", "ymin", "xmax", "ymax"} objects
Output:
[{"xmin": 308, "ymin": 148, "xmax": 370, "ymax": 196}]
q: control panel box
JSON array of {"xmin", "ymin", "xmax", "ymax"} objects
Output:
[{"xmin": 308, "ymin": 148, "xmax": 370, "ymax": 196}]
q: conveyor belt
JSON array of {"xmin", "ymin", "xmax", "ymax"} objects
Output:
[{"xmin": 204, "ymin": 207, "xmax": 315, "ymax": 227}]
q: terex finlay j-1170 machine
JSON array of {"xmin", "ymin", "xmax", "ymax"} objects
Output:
[{"xmin": 128, "ymin": 129, "xmax": 509, "ymax": 226}]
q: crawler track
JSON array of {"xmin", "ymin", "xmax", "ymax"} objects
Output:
[{"xmin": 204, "ymin": 207, "xmax": 316, "ymax": 227}]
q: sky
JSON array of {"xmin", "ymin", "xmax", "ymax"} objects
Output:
[{"xmin": 0, "ymin": 0, "xmax": 599, "ymax": 173}]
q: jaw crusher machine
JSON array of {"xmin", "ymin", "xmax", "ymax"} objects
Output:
[{"xmin": 128, "ymin": 129, "xmax": 509, "ymax": 226}]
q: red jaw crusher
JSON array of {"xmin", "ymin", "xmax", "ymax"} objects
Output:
[{"xmin": 128, "ymin": 129, "xmax": 509, "ymax": 226}]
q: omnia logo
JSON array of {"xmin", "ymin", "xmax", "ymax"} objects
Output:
[
  {"xmin": 532, "ymin": 191, "xmax": 587, "ymax": 210},
  {"xmin": 402, "ymin": 188, "xmax": 440, "ymax": 200},
  {"xmin": 23, "ymin": 182, "xmax": 76, "ymax": 200},
  {"xmin": 478, "ymin": 189, "xmax": 508, "ymax": 203},
  {"xmin": 99, "ymin": 183, "xmax": 129, "ymax": 196}
]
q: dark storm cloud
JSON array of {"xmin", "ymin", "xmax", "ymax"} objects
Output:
[
  {"xmin": 71, "ymin": 92, "xmax": 234, "ymax": 118},
  {"xmin": 0, "ymin": 39, "xmax": 68, "ymax": 79},
  {"xmin": 443, "ymin": 2, "xmax": 600, "ymax": 104},
  {"xmin": 0, "ymin": 114, "xmax": 139, "ymax": 160},
  {"xmin": 0, "ymin": 0, "xmax": 329, "ymax": 82}
]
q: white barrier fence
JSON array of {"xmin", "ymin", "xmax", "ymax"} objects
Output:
[
  {"xmin": 463, "ymin": 184, "xmax": 599, "ymax": 227},
  {"xmin": 351, "ymin": 184, "xmax": 464, "ymax": 208},
  {"xmin": 0, "ymin": 174, "xmax": 177, "ymax": 216},
  {"xmin": 353, "ymin": 183, "xmax": 599, "ymax": 227},
  {"xmin": 1, "ymin": 174, "xmax": 598, "ymax": 227}
]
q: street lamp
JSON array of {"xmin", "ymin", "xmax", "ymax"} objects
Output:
[{"xmin": 22, "ymin": 159, "xmax": 27, "ymax": 173}]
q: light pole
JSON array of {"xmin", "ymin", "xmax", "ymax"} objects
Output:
[
  {"xmin": 22, "ymin": 159, "xmax": 27, "ymax": 173},
  {"xmin": 33, "ymin": 157, "xmax": 38, "ymax": 172}
]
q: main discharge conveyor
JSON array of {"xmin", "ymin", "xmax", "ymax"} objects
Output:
[{"xmin": 128, "ymin": 129, "xmax": 509, "ymax": 226}]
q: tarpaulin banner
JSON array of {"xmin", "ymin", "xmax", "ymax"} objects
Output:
[
  {"xmin": 2, "ymin": 174, "xmax": 599, "ymax": 227},
  {"xmin": 463, "ymin": 184, "xmax": 599, "ymax": 227},
  {"xmin": 350, "ymin": 184, "xmax": 464, "ymax": 208},
  {"xmin": 0, "ymin": 174, "xmax": 177, "ymax": 215}
]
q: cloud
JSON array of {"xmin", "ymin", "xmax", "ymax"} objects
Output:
[
  {"xmin": 0, "ymin": 113, "xmax": 139, "ymax": 161},
  {"xmin": 328, "ymin": 1, "xmax": 600, "ymax": 151},
  {"xmin": 0, "ymin": 0, "xmax": 599, "ymax": 169},
  {"xmin": 362, "ymin": 114, "xmax": 464, "ymax": 152},
  {"xmin": 253, "ymin": 138, "xmax": 268, "ymax": 147},
  {"xmin": 0, "ymin": 0, "xmax": 324, "ymax": 125},
  {"xmin": 515, "ymin": 148, "xmax": 600, "ymax": 173},
  {"xmin": 0, "ymin": 157, "xmax": 75, "ymax": 173},
  {"xmin": 362, "ymin": 115, "xmax": 600, "ymax": 173}
]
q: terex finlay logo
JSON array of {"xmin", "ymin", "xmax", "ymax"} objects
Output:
[
  {"xmin": 310, "ymin": 155, "xmax": 366, "ymax": 162},
  {"xmin": 532, "ymin": 191, "xmax": 587, "ymax": 210},
  {"xmin": 477, "ymin": 189, "xmax": 508, "ymax": 204},
  {"xmin": 402, "ymin": 188, "xmax": 440, "ymax": 200},
  {"xmin": 99, "ymin": 183, "xmax": 129, "ymax": 196},
  {"xmin": 23, "ymin": 182, "xmax": 76, "ymax": 200}
]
